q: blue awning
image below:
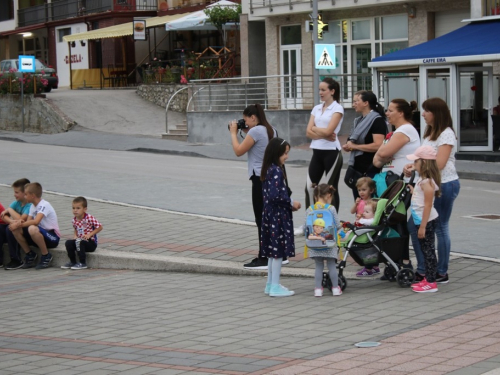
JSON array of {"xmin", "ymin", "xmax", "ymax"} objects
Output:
[{"xmin": 369, "ymin": 19, "xmax": 500, "ymax": 68}]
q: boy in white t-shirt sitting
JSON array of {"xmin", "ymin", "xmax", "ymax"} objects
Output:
[{"xmin": 10, "ymin": 182, "xmax": 61, "ymax": 270}]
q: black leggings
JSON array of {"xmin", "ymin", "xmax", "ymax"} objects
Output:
[
  {"xmin": 250, "ymin": 175, "xmax": 265, "ymax": 259},
  {"xmin": 305, "ymin": 149, "xmax": 343, "ymax": 211}
]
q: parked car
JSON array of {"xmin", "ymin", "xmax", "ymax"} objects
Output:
[{"xmin": 0, "ymin": 58, "xmax": 58, "ymax": 92}]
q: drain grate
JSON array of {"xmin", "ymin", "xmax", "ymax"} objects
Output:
[{"xmin": 470, "ymin": 214, "xmax": 500, "ymax": 220}]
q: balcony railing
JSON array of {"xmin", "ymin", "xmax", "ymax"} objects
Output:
[{"xmin": 18, "ymin": 0, "xmax": 158, "ymax": 27}]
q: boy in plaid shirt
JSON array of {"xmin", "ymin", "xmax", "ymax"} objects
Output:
[{"xmin": 62, "ymin": 196, "xmax": 103, "ymax": 270}]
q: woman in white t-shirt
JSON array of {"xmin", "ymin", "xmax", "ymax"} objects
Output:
[
  {"xmin": 305, "ymin": 78, "xmax": 344, "ymax": 211},
  {"xmin": 404, "ymin": 98, "xmax": 460, "ymax": 284},
  {"xmin": 372, "ymin": 99, "xmax": 420, "ymax": 278},
  {"xmin": 373, "ymin": 99, "xmax": 420, "ymax": 176}
]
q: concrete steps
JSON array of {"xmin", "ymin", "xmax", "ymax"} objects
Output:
[{"xmin": 162, "ymin": 120, "xmax": 188, "ymax": 141}]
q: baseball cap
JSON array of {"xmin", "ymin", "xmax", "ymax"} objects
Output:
[{"xmin": 407, "ymin": 145, "xmax": 437, "ymax": 161}]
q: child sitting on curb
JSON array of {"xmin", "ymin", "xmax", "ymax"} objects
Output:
[
  {"xmin": 10, "ymin": 182, "xmax": 60, "ymax": 270},
  {"xmin": 62, "ymin": 196, "xmax": 103, "ymax": 270},
  {"xmin": 0, "ymin": 178, "xmax": 32, "ymax": 269}
]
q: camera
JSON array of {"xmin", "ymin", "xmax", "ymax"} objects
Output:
[{"xmin": 228, "ymin": 119, "xmax": 248, "ymax": 130}]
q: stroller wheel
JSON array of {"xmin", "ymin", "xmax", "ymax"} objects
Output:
[
  {"xmin": 338, "ymin": 275, "xmax": 347, "ymax": 291},
  {"xmin": 383, "ymin": 266, "xmax": 397, "ymax": 281},
  {"xmin": 396, "ymin": 268, "xmax": 415, "ymax": 288}
]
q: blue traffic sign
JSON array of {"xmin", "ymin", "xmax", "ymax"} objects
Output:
[
  {"xmin": 315, "ymin": 44, "xmax": 335, "ymax": 70},
  {"xmin": 18, "ymin": 55, "xmax": 35, "ymax": 73}
]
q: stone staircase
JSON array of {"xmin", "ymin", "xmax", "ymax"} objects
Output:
[{"xmin": 162, "ymin": 120, "xmax": 188, "ymax": 141}]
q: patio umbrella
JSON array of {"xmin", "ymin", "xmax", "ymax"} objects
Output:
[{"xmin": 165, "ymin": 0, "xmax": 239, "ymax": 31}]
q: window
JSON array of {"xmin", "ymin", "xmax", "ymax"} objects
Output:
[
  {"xmin": 281, "ymin": 25, "xmax": 301, "ymax": 45},
  {"xmin": 0, "ymin": 0, "xmax": 14, "ymax": 21},
  {"xmin": 321, "ymin": 15, "xmax": 409, "ymax": 102},
  {"xmin": 352, "ymin": 20, "xmax": 370, "ymax": 40},
  {"xmin": 58, "ymin": 28, "xmax": 72, "ymax": 43},
  {"xmin": 381, "ymin": 15, "xmax": 408, "ymax": 39}
]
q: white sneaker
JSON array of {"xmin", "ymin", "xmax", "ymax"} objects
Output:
[
  {"xmin": 332, "ymin": 287, "xmax": 342, "ymax": 296},
  {"xmin": 314, "ymin": 288, "xmax": 323, "ymax": 297},
  {"xmin": 294, "ymin": 225, "xmax": 304, "ymax": 236},
  {"xmin": 282, "ymin": 259, "xmax": 289, "ymax": 265}
]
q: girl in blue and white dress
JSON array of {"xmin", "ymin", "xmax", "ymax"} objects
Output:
[{"xmin": 261, "ymin": 138, "xmax": 301, "ymax": 297}]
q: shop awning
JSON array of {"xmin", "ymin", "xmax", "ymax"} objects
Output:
[
  {"xmin": 369, "ymin": 19, "xmax": 500, "ymax": 69},
  {"xmin": 63, "ymin": 12, "xmax": 190, "ymax": 42}
]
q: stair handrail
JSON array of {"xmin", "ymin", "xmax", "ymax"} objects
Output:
[
  {"xmin": 187, "ymin": 86, "xmax": 206, "ymax": 112},
  {"xmin": 165, "ymin": 86, "xmax": 190, "ymax": 134}
]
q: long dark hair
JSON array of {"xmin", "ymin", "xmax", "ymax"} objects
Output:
[
  {"xmin": 355, "ymin": 90, "xmax": 385, "ymax": 118},
  {"xmin": 322, "ymin": 77, "xmax": 340, "ymax": 103},
  {"xmin": 391, "ymin": 99, "xmax": 417, "ymax": 124},
  {"xmin": 422, "ymin": 97, "xmax": 455, "ymax": 141},
  {"xmin": 243, "ymin": 103, "xmax": 274, "ymax": 140},
  {"xmin": 260, "ymin": 137, "xmax": 290, "ymax": 182}
]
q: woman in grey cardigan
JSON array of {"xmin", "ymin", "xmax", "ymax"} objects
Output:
[{"xmin": 342, "ymin": 91, "xmax": 388, "ymax": 199}]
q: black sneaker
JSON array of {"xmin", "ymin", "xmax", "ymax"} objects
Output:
[
  {"xmin": 412, "ymin": 272, "xmax": 425, "ymax": 283},
  {"xmin": 380, "ymin": 273, "xmax": 396, "ymax": 282},
  {"xmin": 21, "ymin": 252, "xmax": 38, "ymax": 269},
  {"xmin": 243, "ymin": 257, "xmax": 268, "ymax": 270},
  {"xmin": 435, "ymin": 273, "xmax": 449, "ymax": 284},
  {"xmin": 35, "ymin": 253, "xmax": 53, "ymax": 270},
  {"xmin": 5, "ymin": 259, "xmax": 24, "ymax": 270}
]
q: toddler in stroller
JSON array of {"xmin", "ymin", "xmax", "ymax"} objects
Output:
[{"xmin": 338, "ymin": 177, "xmax": 415, "ymax": 289}]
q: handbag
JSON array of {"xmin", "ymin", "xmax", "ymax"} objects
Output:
[
  {"xmin": 344, "ymin": 166, "xmax": 364, "ymax": 190},
  {"xmin": 385, "ymin": 170, "xmax": 400, "ymax": 187}
]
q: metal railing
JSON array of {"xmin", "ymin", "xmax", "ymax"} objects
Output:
[
  {"xmin": 18, "ymin": 0, "xmax": 157, "ymax": 27},
  {"xmin": 187, "ymin": 73, "xmax": 373, "ymax": 111}
]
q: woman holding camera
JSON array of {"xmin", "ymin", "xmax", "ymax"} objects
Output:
[
  {"xmin": 230, "ymin": 104, "xmax": 290, "ymax": 270},
  {"xmin": 305, "ymin": 77, "xmax": 344, "ymax": 211}
]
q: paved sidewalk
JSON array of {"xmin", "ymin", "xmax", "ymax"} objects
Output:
[
  {"xmin": 2, "ymin": 258, "xmax": 500, "ymax": 374},
  {"xmin": 1, "ymin": 183, "xmax": 500, "ymax": 374}
]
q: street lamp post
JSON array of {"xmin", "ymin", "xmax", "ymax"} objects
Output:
[{"xmin": 312, "ymin": 0, "xmax": 319, "ymax": 105}]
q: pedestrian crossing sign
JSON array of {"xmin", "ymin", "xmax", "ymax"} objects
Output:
[{"xmin": 315, "ymin": 44, "xmax": 335, "ymax": 70}]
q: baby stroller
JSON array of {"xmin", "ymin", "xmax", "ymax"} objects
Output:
[{"xmin": 338, "ymin": 174, "xmax": 415, "ymax": 290}]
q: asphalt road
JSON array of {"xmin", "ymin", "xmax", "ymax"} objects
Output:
[{"xmin": 0, "ymin": 140, "xmax": 498, "ymax": 259}]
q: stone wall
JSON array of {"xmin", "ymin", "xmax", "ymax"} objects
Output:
[
  {"xmin": 186, "ymin": 108, "xmax": 355, "ymax": 145},
  {"xmin": 136, "ymin": 84, "xmax": 189, "ymax": 112},
  {"xmin": 0, "ymin": 95, "xmax": 75, "ymax": 134}
]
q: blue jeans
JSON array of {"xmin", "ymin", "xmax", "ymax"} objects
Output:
[{"xmin": 409, "ymin": 179, "xmax": 460, "ymax": 276}]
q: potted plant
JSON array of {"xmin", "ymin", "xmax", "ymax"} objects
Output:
[{"xmin": 204, "ymin": 3, "xmax": 241, "ymax": 49}]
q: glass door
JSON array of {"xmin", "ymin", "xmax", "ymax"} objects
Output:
[
  {"xmin": 280, "ymin": 46, "xmax": 302, "ymax": 109},
  {"xmin": 419, "ymin": 65, "xmax": 456, "ymax": 141},
  {"xmin": 457, "ymin": 67, "xmax": 493, "ymax": 151},
  {"xmin": 280, "ymin": 25, "xmax": 302, "ymax": 109},
  {"xmin": 351, "ymin": 44, "xmax": 372, "ymax": 93}
]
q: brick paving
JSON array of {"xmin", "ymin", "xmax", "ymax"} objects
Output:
[{"xmin": 1, "ymin": 187, "xmax": 500, "ymax": 374}]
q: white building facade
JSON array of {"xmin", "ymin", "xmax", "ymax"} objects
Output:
[{"xmin": 240, "ymin": 0, "xmax": 500, "ymax": 151}]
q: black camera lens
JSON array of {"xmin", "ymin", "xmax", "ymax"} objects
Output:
[
  {"xmin": 228, "ymin": 119, "xmax": 249, "ymax": 130},
  {"xmin": 237, "ymin": 119, "xmax": 248, "ymax": 130}
]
